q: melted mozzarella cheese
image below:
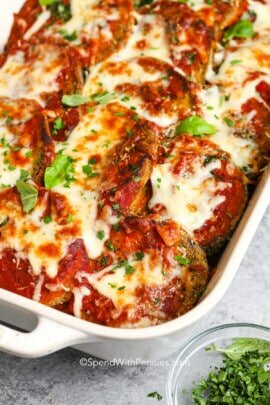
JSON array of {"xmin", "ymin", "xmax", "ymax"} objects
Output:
[
  {"xmin": 0, "ymin": 126, "xmax": 33, "ymax": 187},
  {"xmin": 48, "ymin": 0, "xmax": 118, "ymax": 42},
  {"xmin": 112, "ymin": 13, "xmax": 171, "ymax": 63},
  {"xmin": 200, "ymin": 86, "xmax": 259, "ymax": 169},
  {"xmin": 199, "ymin": 30, "xmax": 270, "ymax": 171},
  {"xmin": 75, "ymin": 253, "xmax": 178, "ymax": 310},
  {"xmin": 24, "ymin": 9, "xmax": 51, "ymax": 40},
  {"xmin": 73, "ymin": 286, "xmax": 90, "ymax": 317},
  {"xmin": 53, "ymin": 104, "xmax": 129, "ymax": 259},
  {"xmin": 84, "ymin": 58, "xmax": 178, "ymax": 126},
  {"xmin": 149, "ymin": 159, "xmax": 228, "ymax": 233},
  {"xmin": 0, "ymin": 46, "xmax": 63, "ymax": 105},
  {"xmin": 0, "ymin": 194, "xmax": 71, "ymax": 278},
  {"xmin": 248, "ymin": 0, "xmax": 270, "ymax": 34}
]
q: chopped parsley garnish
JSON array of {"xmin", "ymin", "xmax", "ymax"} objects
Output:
[
  {"xmin": 230, "ymin": 59, "xmax": 243, "ymax": 65},
  {"xmin": 118, "ymin": 285, "xmax": 126, "ymax": 291},
  {"xmin": 147, "ymin": 391, "xmax": 163, "ymax": 401},
  {"xmin": 16, "ymin": 179, "xmax": 38, "ymax": 213},
  {"xmin": 0, "ymin": 217, "xmax": 9, "ymax": 227},
  {"xmin": 186, "ymin": 52, "xmax": 195, "ymax": 65},
  {"xmin": 134, "ymin": 252, "xmax": 145, "ymax": 261},
  {"xmin": 121, "ymin": 96, "xmax": 130, "ymax": 102},
  {"xmin": 223, "ymin": 117, "xmax": 234, "ymax": 127},
  {"xmin": 192, "ymin": 338, "xmax": 270, "ymax": 404},
  {"xmin": 113, "ymin": 223, "xmax": 121, "ymax": 231},
  {"xmin": 82, "ymin": 162, "xmax": 99, "ymax": 178},
  {"xmin": 5, "ymin": 116, "xmax": 13, "ymax": 125},
  {"xmin": 106, "ymin": 240, "xmax": 115, "ymax": 252},
  {"xmin": 156, "ymin": 178, "xmax": 161, "ymax": 189},
  {"xmin": 40, "ymin": 0, "xmax": 71, "ymax": 21},
  {"xmin": 113, "ymin": 260, "xmax": 136, "ymax": 275},
  {"xmin": 224, "ymin": 20, "xmax": 254, "ymax": 41},
  {"xmin": 52, "ymin": 117, "xmax": 65, "ymax": 135},
  {"xmin": 99, "ymin": 256, "xmax": 108, "ymax": 266},
  {"xmin": 96, "ymin": 230, "xmax": 105, "ymax": 240},
  {"xmin": 204, "ymin": 155, "xmax": 217, "ymax": 166},
  {"xmin": 112, "ymin": 203, "xmax": 120, "ymax": 210},
  {"xmin": 124, "ymin": 264, "xmax": 136, "ymax": 275},
  {"xmin": 132, "ymin": 113, "xmax": 140, "ymax": 121},
  {"xmin": 44, "ymin": 154, "xmax": 75, "ymax": 189},
  {"xmin": 43, "ymin": 216, "xmax": 52, "ymax": 224},
  {"xmin": 108, "ymin": 283, "xmax": 117, "ymax": 288},
  {"xmin": 25, "ymin": 150, "xmax": 33, "ymax": 158},
  {"xmin": 67, "ymin": 213, "xmax": 73, "ymax": 223},
  {"xmin": 126, "ymin": 128, "xmax": 134, "ymax": 138},
  {"xmin": 114, "ymin": 111, "xmax": 124, "ymax": 117},
  {"xmin": 58, "ymin": 29, "xmax": 77, "ymax": 41},
  {"xmin": 175, "ymin": 116, "xmax": 216, "ymax": 136},
  {"xmin": 174, "ymin": 255, "xmax": 190, "ymax": 266}
]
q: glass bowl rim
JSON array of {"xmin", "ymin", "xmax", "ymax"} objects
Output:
[{"xmin": 166, "ymin": 322, "xmax": 270, "ymax": 405}]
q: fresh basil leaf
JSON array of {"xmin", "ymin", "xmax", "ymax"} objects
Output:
[
  {"xmin": 44, "ymin": 154, "xmax": 75, "ymax": 189},
  {"xmin": 16, "ymin": 180, "xmax": 38, "ymax": 213},
  {"xmin": 39, "ymin": 0, "xmax": 56, "ymax": 5},
  {"xmin": 90, "ymin": 91, "xmax": 116, "ymax": 105},
  {"xmin": 175, "ymin": 116, "xmax": 216, "ymax": 136},
  {"xmin": 214, "ymin": 338, "xmax": 270, "ymax": 361},
  {"xmin": 19, "ymin": 169, "xmax": 29, "ymax": 181},
  {"xmin": 62, "ymin": 94, "xmax": 89, "ymax": 107},
  {"xmin": 224, "ymin": 20, "xmax": 254, "ymax": 41}
]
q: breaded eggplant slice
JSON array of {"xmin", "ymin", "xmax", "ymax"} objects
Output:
[
  {"xmin": 0, "ymin": 98, "xmax": 55, "ymax": 188},
  {"xmin": 0, "ymin": 41, "xmax": 82, "ymax": 108},
  {"xmin": 149, "ymin": 135, "xmax": 247, "ymax": 254},
  {"xmin": 5, "ymin": 0, "xmax": 134, "ymax": 68},
  {"xmin": 83, "ymin": 56, "xmax": 195, "ymax": 127},
  {"xmin": 199, "ymin": 45, "xmax": 270, "ymax": 178},
  {"xmin": 72, "ymin": 215, "xmax": 209, "ymax": 327},
  {"xmin": 153, "ymin": 1, "xmax": 213, "ymax": 83},
  {"xmin": 196, "ymin": 0, "xmax": 248, "ymax": 33},
  {"xmin": 0, "ymin": 186, "xmax": 90, "ymax": 307},
  {"xmin": 98, "ymin": 119, "xmax": 160, "ymax": 216}
]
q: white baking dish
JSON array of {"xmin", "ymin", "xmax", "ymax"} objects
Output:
[{"xmin": 0, "ymin": 1, "xmax": 270, "ymax": 361}]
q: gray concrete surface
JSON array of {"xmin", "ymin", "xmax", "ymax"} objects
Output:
[{"xmin": 0, "ymin": 206, "xmax": 269, "ymax": 405}]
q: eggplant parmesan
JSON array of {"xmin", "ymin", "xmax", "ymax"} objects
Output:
[{"xmin": 0, "ymin": 0, "xmax": 269, "ymax": 328}]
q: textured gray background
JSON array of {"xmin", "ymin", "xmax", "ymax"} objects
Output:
[{"xmin": 0, "ymin": 206, "xmax": 269, "ymax": 405}]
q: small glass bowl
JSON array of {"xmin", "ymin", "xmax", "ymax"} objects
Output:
[{"xmin": 166, "ymin": 323, "xmax": 270, "ymax": 405}]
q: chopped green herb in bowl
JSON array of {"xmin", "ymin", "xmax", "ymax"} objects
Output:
[
  {"xmin": 192, "ymin": 338, "xmax": 270, "ymax": 404},
  {"xmin": 166, "ymin": 324, "xmax": 270, "ymax": 405}
]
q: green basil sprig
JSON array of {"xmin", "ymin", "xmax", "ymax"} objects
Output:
[
  {"xmin": 16, "ymin": 180, "xmax": 38, "ymax": 213},
  {"xmin": 44, "ymin": 154, "xmax": 75, "ymax": 189},
  {"xmin": 224, "ymin": 20, "xmax": 254, "ymax": 41},
  {"xmin": 175, "ymin": 116, "xmax": 216, "ymax": 136}
]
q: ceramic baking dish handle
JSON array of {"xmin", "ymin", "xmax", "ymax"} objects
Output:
[{"xmin": 0, "ymin": 316, "xmax": 96, "ymax": 358}]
